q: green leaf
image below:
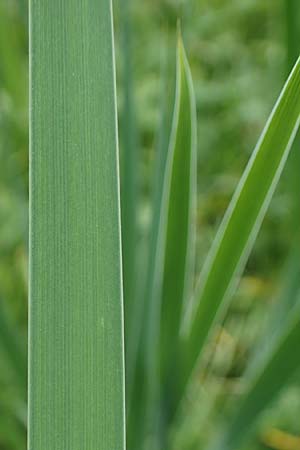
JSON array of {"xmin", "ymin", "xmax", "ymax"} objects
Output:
[
  {"xmin": 29, "ymin": 1, "xmax": 125, "ymax": 449},
  {"xmin": 134, "ymin": 34, "xmax": 196, "ymax": 445},
  {"xmin": 159, "ymin": 35, "xmax": 197, "ymax": 396},
  {"xmin": 180, "ymin": 55, "xmax": 300, "ymax": 398},
  {"xmin": 213, "ymin": 304, "xmax": 300, "ymax": 450}
]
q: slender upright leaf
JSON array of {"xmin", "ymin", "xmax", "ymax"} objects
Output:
[
  {"xmin": 29, "ymin": 2, "xmax": 125, "ymax": 449},
  {"xmin": 180, "ymin": 55, "xmax": 300, "ymax": 399},
  {"xmin": 135, "ymin": 34, "xmax": 196, "ymax": 446},
  {"xmin": 159, "ymin": 36, "xmax": 197, "ymax": 397}
]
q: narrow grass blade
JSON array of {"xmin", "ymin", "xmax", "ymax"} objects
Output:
[
  {"xmin": 159, "ymin": 36, "xmax": 197, "ymax": 393},
  {"xmin": 29, "ymin": 2, "xmax": 125, "ymax": 449},
  {"xmin": 134, "ymin": 34, "xmax": 196, "ymax": 444},
  {"xmin": 213, "ymin": 305, "xmax": 300, "ymax": 450},
  {"xmin": 180, "ymin": 55, "xmax": 300, "ymax": 397}
]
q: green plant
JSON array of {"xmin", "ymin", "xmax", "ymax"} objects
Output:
[{"xmin": 15, "ymin": 2, "xmax": 300, "ymax": 450}]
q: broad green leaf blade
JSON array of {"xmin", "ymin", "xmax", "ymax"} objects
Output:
[
  {"xmin": 181, "ymin": 55, "xmax": 300, "ymax": 397},
  {"xmin": 29, "ymin": 2, "xmax": 125, "ymax": 450},
  {"xmin": 213, "ymin": 305, "xmax": 300, "ymax": 450},
  {"xmin": 159, "ymin": 37, "xmax": 197, "ymax": 392}
]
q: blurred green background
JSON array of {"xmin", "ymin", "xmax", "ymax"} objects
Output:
[{"xmin": 0, "ymin": 0, "xmax": 299, "ymax": 449}]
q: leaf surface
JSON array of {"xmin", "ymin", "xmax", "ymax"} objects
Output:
[{"xmin": 29, "ymin": 1, "xmax": 125, "ymax": 449}]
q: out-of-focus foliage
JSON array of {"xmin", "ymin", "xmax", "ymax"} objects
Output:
[
  {"xmin": 0, "ymin": 0, "xmax": 28, "ymax": 448},
  {"xmin": 1, "ymin": 0, "xmax": 300, "ymax": 449}
]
